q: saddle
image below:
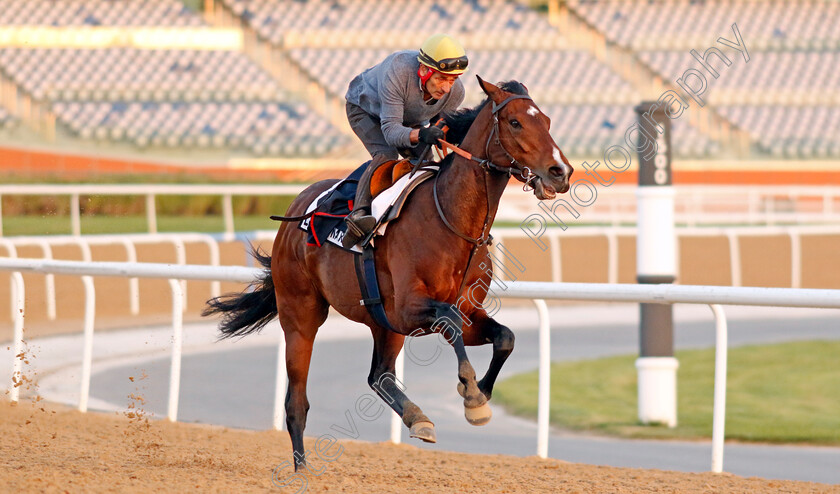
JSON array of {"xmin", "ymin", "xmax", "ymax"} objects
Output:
[
  {"xmin": 370, "ymin": 158, "xmax": 416, "ymax": 197},
  {"xmin": 298, "ymin": 159, "xmax": 438, "ymax": 252}
]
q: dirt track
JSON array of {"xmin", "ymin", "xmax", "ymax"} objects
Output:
[{"xmin": 3, "ymin": 399, "xmax": 837, "ymax": 493}]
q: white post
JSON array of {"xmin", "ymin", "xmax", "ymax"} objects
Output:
[
  {"xmin": 198, "ymin": 234, "xmax": 222, "ymax": 298},
  {"xmin": 636, "ymin": 188, "xmax": 677, "ymax": 278},
  {"xmin": 635, "ymin": 356, "xmax": 679, "ymax": 427},
  {"xmin": 787, "ymin": 229, "xmax": 801, "ymax": 289},
  {"xmin": 167, "ymin": 279, "xmax": 184, "ymax": 421},
  {"xmin": 709, "ymin": 304, "xmax": 728, "ymax": 473},
  {"xmin": 390, "ymin": 346, "xmax": 405, "ymax": 444},
  {"xmin": 146, "ymin": 194, "xmax": 158, "ymax": 234},
  {"xmin": 119, "ymin": 239, "xmax": 140, "ymax": 315},
  {"xmin": 726, "ymin": 232, "xmax": 741, "ymax": 287},
  {"xmin": 1, "ymin": 240, "xmax": 17, "ymax": 322},
  {"xmin": 636, "ymin": 186, "xmax": 678, "ymax": 427},
  {"xmin": 549, "ymin": 234, "xmax": 562, "ymax": 282},
  {"xmin": 35, "ymin": 240, "xmax": 57, "ymax": 321},
  {"xmin": 71, "ymin": 193, "xmax": 81, "ymax": 236},
  {"xmin": 273, "ymin": 329, "xmax": 287, "ymax": 430},
  {"xmin": 78, "ymin": 276, "xmax": 96, "ymax": 412},
  {"xmin": 223, "ymin": 194, "xmax": 235, "ymax": 241},
  {"xmin": 606, "ymin": 231, "xmax": 618, "ymax": 284},
  {"xmin": 9, "ymin": 272, "xmax": 24, "ymax": 402},
  {"xmin": 534, "ymin": 299, "xmax": 550, "ymax": 458},
  {"xmin": 634, "ymin": 102, "xmax": 677, "ymax": 428},
  {"xmin": 171, "ymin": 238, "xmax": 188, "ymax": 310}
]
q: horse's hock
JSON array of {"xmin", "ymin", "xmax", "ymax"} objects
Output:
[{"xmin": 1, "ymin": 233, "xmax": 839, "ymax": 341}]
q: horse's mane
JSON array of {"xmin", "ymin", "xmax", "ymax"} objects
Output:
[{"xmin": 441, "ymin": 80, "xmax": 529, "ymax": 146}]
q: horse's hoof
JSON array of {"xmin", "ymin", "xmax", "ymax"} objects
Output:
[
  {"xmin": 409, "ymin": 421, "xmax": 437, "ymax": 443},
  {"xmin": 464, "ymin": 402, "xmax": 492, "ymax": 426}
]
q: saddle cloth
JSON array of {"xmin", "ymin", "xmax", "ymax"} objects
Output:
[{"xmin": 299, "ymin": 161, "xmax": 439, "ymax": 253}]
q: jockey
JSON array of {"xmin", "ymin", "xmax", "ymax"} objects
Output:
[{"xmin": 342, "ymin": 33, "xmax": 468, "ymax": 248}]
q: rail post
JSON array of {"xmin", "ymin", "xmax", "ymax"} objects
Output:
[{"xmin": 634, "ymin": 101, "xmax": 678, "ymax": 427}]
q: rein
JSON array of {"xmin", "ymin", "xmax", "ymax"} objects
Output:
[{"xmin": 270, "ymin": 209, "xmax": 318, "ymax": 222}]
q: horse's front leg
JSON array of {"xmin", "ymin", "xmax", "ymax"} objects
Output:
[
  {"xmin": 367, "ymin": 327, "xmax": 437, "ymax": 443},
  {"xmin": 461, "ymin": 310, "xmax": 515, "ymax": 402},
  {"xmin": 400, "ymin": 297, "xmax": 492, "ymax": 426}
]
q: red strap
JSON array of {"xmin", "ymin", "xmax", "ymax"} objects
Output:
[{"xmin": 437, "ymin": 138, "xmax": 475, "ymax": 162}]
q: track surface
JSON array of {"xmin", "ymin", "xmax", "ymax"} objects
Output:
[
  {"xmin": 13, "ymin": 304, "xmax": 837, "ymax": 486},
  {"xmin": 6, "ymin": 400, "xmax": 838, "ymax": 493}
]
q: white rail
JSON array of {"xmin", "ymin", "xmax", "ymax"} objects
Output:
[
  {"xmin": 0, "ymin": 184, "xmax": 306, "ymax": 239},
  {"xmin": 489, "ymin": 225, "xmax": 840, "ymax": 288},
  {"xmin": 1, "ymin": 258, "xmax": 259, "ymax": 422},
  {"xmin": 4, "ymin": 224, "xmax": 837, "ymax": 323},
  {"xmin": 1, "ymin": 184, "xmax": 839, "ymax": 239},
  {"xmin": 497, "ymin": 184, "xmax": 840, "ymax": 225},
  {"xmin": 0, "ymin": 233, "xmax": 223, "ymax": 319},
  {"xmin": 1, "ymin": 257, "xmax": 838, "ymax": 475}
]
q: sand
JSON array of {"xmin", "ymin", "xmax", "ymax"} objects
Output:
[{"xmin": 2, "ymin": 399, "xmax": 837, "ymax": 493}]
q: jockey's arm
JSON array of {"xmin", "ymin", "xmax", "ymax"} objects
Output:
[{"xmin": 379, "ymin": 68, "xmax": 419, "ymax": 148}]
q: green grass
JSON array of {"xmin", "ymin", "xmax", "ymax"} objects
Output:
[
  {"xmin": 1, "ymin": 214, "xmax": 278, "ymax": 236},
  {"xmin": 493, "ymin": 340, "xmax": 840, "ymax": 444}
]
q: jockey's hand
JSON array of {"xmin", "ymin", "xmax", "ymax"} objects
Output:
[{"xmin": 418, "ymin": 126, "xmax": 445, "ymax": 145}]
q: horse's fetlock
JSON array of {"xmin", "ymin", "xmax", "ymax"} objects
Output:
[
  {"xmin": 463, "ymin": 392, "xmax": 487, "ymax": 408},
  {"xmin": 402, "ymin": 401, "xmax": 431, "ymax": 427},
  {"xmin": 458, "ymin": 360, "xmax": 476, "ymax": 380}
]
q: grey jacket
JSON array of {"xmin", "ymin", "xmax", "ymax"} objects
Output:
[{"xmin": 345, "ymin": 50, "xmax": 465, "ymax": 150}]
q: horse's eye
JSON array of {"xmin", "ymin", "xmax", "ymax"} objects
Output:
[{"xmin": 510, "ymin": 119, "xmax": 521, "ymax": 129}]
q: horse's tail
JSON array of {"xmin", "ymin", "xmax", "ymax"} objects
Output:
[{"xmin": 202, "ymin": 246, "xmax": 278, "ymax": 339}]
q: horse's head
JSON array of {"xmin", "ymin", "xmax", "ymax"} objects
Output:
[{"xmin": 477, "ymin": 76, "xmax": 573, "ymax": 199}]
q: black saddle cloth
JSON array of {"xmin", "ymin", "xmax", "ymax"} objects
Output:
[{"xmin": 298, "ymin": 161, "xmax": 368, "ymax": 251}]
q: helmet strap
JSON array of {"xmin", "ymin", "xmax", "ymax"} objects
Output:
[{"xmin": 418, "ymin": 66, "xmax": 437, "ymax": 87}]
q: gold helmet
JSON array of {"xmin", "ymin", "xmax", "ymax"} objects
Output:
[{"xmin": 417, "ymin": 34, "xmax": 468, "ymax": 75}]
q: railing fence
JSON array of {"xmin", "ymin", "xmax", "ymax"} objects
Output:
[
  {"xmin": 2, "ymin": 184, "xmax": 840, "ymax": 239},
  {"xmin": 2, "ymin": 257, "xmax": 838, "ymax": 474}
]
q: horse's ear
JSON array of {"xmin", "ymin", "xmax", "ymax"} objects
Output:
[{"xmin": 476, "ymin": 75, "xmax": 501, "ymax": 99}]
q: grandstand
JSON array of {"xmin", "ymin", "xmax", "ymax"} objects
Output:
[
  {"xmin": 567, "ymin": 0, "xmax": 839, "ymax": 161},
  {"xmin": 220, "ymin": 0, "xmax": 559, "ymax": 46},
  {"xmin": 0, "ymin": 0, "xmax": 836, "ymax": 170},
  {"xmin": 0, "ymin": 0, "xmax": 349, "ymax": 160},
  {"xmin": 0, "ymin": 0, "xmax": 203, "ymax": 27},
  {"xmin": 570, "ymin": 0, "xmax": 840, "ymax": 51}
]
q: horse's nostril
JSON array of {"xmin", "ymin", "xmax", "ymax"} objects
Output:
[{"xmin": 548, "ymin": 166, "xmax": 565, "ymax": 178}]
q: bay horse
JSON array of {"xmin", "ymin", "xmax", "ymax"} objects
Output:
[{"xmin": 204, "ymin": 77, "xmax": 573, "ymax": 470}]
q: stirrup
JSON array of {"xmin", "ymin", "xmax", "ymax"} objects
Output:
[{"xmin": 342, "ymin": 213, "xmax": 376, "ymax": 248}]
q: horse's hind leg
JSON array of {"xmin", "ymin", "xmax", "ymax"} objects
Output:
[
  {"xmin": 277, "ymin": 294, "xmax": 329, "ymax": 472},
  {"xmin": 460, "ymin": 310, "xmax": 515, "ymax": 401},
  {"xmin": 367, "ymin": 328, "xmax": 436, "ymax": 442}
]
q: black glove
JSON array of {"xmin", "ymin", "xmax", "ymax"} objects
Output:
[{"xmin": 418, "ymin": 126, "xmax": 445, "ymax": 145}]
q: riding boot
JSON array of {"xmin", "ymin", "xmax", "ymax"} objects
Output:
[{"xmin": 343, "ymin": 155, "xmax": 388, "ymax": 248}]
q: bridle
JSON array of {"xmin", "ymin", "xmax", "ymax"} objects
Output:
[
  {"xmin": 432, "ymin": 93, "xmax": 540, "ymax": 247},
  {"xmin": 431, "ymin": 92, "xmax": 545, "ymax": 300}
]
